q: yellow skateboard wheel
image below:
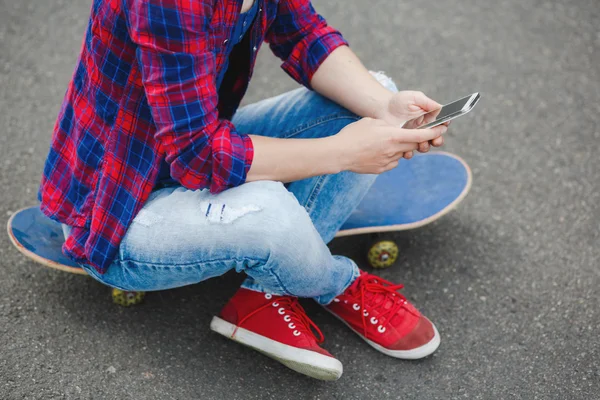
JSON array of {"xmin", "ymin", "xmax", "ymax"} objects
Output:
[
  {"xmin": 111, "ymin": 288, "xmax": 145, "ymax": 307},
  {"xmin": 367, "ymin": 240, "xmax": 399, "ymax": 269}
]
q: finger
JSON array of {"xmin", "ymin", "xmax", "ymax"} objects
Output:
[
  {"xmin": 394, "ymin": 150, "xmax": 414, "ymax": 160},
  {"xmin": 403, "ymin": 115, "xmax": 425, "ymax": 129},
  {"xmin": 430, "ymin": 136, "xmax": 444, "ymax": 147},
  {"xmin": 411, "ymin": 91, "xmax": 442, "ymax": 112},
  {"xmin": 382, "ymin": 159, "xmax": 399, "ymax": 172},
  {"xmin": 417, "ymin": 141, "xmax": 430, "ymax": 153},
  {"xmin": 391, "ymin": 124, "xmax": 447, "ymax": 143},
  {"xmin": 391, "ymin": 141, "xmax": 419, "ymax": 154},
  {"xmin": 391, "ymin": 148, "xmax": 414, "ymax": 161}
]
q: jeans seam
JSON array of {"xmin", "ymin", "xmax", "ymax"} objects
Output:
[
  {"xmin": 282, "ymin": 114, "xmax": 360, "ymax": 139},
  {"xmin": 115, "ymin": 256, "xmax": 269, "ymax": 268},
  {"xmin": 303, "ymin": 174, "xmax": 326, "ymax": 214},
  {"xmin": 264, "ymin": 267, "xmax": 295, "ymax": 297}
]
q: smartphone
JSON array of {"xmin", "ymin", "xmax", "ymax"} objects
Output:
[{"xmin": 402, "ymin": 93, "xmax": 481, "ymax": 129}]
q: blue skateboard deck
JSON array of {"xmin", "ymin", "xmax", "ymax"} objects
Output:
[
  {"xmin": 336, "ymin": 152, "xmax": 471, "ymax": 237},
  {"xmin": 7, "ymin": 206, "xmax": 86, "ymax": 274},
  {"xmin": 7, "ymin": 206, "xmax": 146, "ymax": 306}
]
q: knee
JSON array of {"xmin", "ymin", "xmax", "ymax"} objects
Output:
[
  {"xmin": 370, "ymin": 70, "xmax": 399, "ymax": 93},
  {"xmin": 260, "ymin": 183, "xmax": 313, "ymax": 238},
  {"xmin": 237, "ymin": 181, "xmax": 311, "ymax": 236},
  {"xmin": 248, "ymin": 182, "xmax": 320, "ymax": 253}
]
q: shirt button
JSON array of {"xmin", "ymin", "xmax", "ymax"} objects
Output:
[
  {"xmin": 223, "ymin": 39, "xmax": 228, "ymax": 44},
  {"xmin": 243, "ymin": 21, "xmax": 247, "ymax": 27},
  {"xmin": 253, "ymin": 46, "xmax": 257, "ymax": 52}
]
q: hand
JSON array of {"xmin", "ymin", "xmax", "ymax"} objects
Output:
[
  {"xmin": 331, "ymin": 117, "xmax": 447, "ymax": 174},
  {"xmin": 378, "ymin": 91, "xmax": 447, "ymax": 157}
]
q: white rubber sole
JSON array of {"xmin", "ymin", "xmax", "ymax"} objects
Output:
[
  {"xmin": 210, "ymin": 316, "xmax": 343, "ymax": 381},
  {"xmin": 325, "ymin": 308, "xmax": 441, "ymax": 359}
]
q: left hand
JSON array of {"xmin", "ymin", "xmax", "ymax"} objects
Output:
[{"xmin": 378, "ymin": 91, "xmax": 447, "ymax": 158}]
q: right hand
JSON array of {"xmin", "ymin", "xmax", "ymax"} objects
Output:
[{"xmin": 331, "ymin": 117, "xmax": 447, "ymax": 174}]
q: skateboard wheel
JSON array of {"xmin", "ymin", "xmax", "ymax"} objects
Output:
[
  {"xmin": 112, "ymin": 288, "xmax": 145, "ymax": 307},
  {"xmin": 367, "ymin": 240, "xmax": 399, "ymax": 269}
]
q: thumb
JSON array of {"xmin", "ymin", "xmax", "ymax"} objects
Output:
[{"xmin": 410, "ymin": 91, "xmax": 442, "ymax": 112}]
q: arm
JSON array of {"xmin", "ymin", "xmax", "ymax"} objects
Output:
[
  {"xmin": 310, "ymin": 46, "xmax": 446, "ymax": 155},
  {"xmin": 250, "ymin": 1, "xmax": 446, "ymax": 180},
  {"xmin": 266, "ymin": 1, "xmax": 445, "ymax": 155},
  {"xmin": 264, "ymin": 1, "xmax": 390, "ymax": 120},
  {"xmin": 311, "ymin": 45, "xmax": 446, "ymax": 141},
  {"xmin": 245, "ymin": 135, "xmax": 340, "ymax": 182},
  {"xmin": 247, "ymin": 121, "xmax": 446, "ymax": 181},
  {"xmin": 310, "ymin": 45, "xmax": 392, "ymax": 120},
  {"xmin": 129, "ymin": 0, "xmax": 441, "ymax": 187},
  {"xmin": 128, "ymin": 0, "xmax": 346, "ymax": 188}
]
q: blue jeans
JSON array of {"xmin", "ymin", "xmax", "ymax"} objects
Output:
[{"xmin": 74, "ymin": 72, "xmax": 397, "ymax": 305}]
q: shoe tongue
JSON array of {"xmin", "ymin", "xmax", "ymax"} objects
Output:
[
  {"xmin": 375, "ymin": 293, "xmax": 397, "ymax": 310},
  {"xmin": 347, "ymin": 274, "xmax": 414, "ymax": 326},
  {"xmin": 364, "ymin": 284, "xmax": 401, "ymax": 313},
  {"xmin": 348, "ymin": 278, "xmax": 397, "ymax": 312}
]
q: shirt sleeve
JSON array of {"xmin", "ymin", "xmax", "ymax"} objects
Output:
[
  {"xmin": 265, "ymin": 0, "xmax": 349, "ymax": 88},
  {"xmin": 127, "ymin": 0, "xmax": 254, "ymax": 193}
]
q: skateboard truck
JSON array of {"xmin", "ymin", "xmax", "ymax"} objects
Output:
[{"xmin": 335, "ymin": 152, "xmax": 472, "ymax": 269}]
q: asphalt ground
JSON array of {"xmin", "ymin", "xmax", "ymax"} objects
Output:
[{"xmin": 0, "ymin": 0, "xmax": 598, "ymax": 399}]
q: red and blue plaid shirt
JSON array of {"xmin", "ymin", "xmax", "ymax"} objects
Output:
[{"xmin": 38, "ymin": 0, "xmax": 348, "ymax": 273}]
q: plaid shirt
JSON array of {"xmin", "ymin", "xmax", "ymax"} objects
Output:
[{"xmin": 38, "ymin": 0, "xmax": 348, "ymax": 273}]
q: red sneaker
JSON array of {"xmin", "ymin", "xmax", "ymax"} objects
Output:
[
  {"xmin": 210, "ymin": 288, "xmax": 343, "ymax": 380},
  {"xmin": 326, "ymin": 271, "xmax": 440, "ymax": 359}
]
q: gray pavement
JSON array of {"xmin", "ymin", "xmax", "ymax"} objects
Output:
[{"xmin": 1, "ymin": 0, "xmax": 599, "ymax": 399}]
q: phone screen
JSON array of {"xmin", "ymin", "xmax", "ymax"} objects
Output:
[{"xmin": 403, "ymin": 94, "xmax": 477, "ymax": 129}]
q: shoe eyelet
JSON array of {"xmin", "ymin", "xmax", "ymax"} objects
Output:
[
  {"xmin": 293, "ymin": 330, "xmax": 301, "ymax": 336},
  {"xmin": 272, "ymin": 302, "xmax": 279, "ymax": 307},
  {"xmin": 352, "ymin": 303, "xmax": 360, "ymax": 311},
  {"xmin": 377, "ymin": 325, "xmax": 386, "ymax": 333},
  {"xmin": 363, "ymin": 310, "xmax": 369, "ymax": 316},
  {"xmin": 370, "ymin": 317, "xmax": 378, "ymax": 324},
  {"xmin": 264, "ymin": 294, "xmax": 272, "ymax": 299},
  {"xmin": 283, "ymin": 315, "xmax": 291, "ymax": 322},
  {"xmin": 288, "ymin": 323, "xmax": 296, "ymax": 329},
  {"xmin": 278, "ymin": 307, "xmax": 286, "ymax": 315}
]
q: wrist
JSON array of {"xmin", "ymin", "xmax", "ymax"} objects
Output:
[
  {"xmin": 322, "ymin": 135, "xmax": 347, "ymax": 174},
  {"xmin": 370, "ymin": 90, "xmax": 393, "ymax": 120}
]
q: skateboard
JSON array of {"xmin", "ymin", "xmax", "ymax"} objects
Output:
[
  {"xmin": 335, "ymin": 151, "xmax": 472, "ymax": 268},
  {"xmin": 6, "ymin": 207, "xmax": 145, "ymax": 306},
  {"xmin": 6, "ymin": 151, "xmax": 470, "ymax": 304}
]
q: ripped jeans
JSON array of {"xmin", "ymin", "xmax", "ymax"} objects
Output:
[{"xmin": 75, "ymin": 73, "xmax": 398, "ymax": 305}]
